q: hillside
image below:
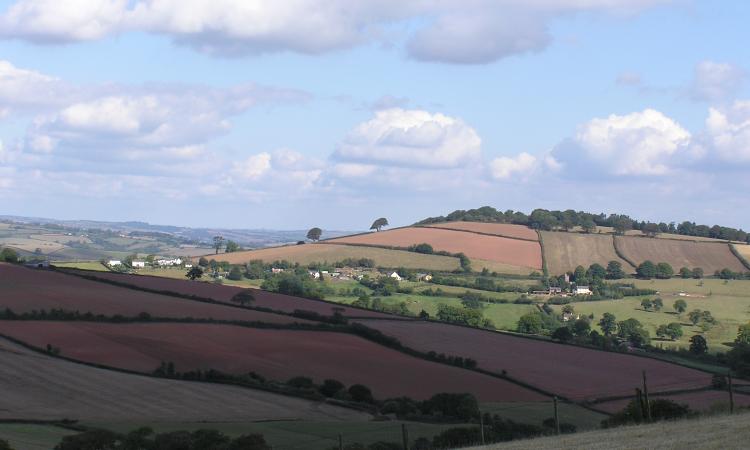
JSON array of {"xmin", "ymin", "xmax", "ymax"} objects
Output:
[
  {"xmin": 615, "ymin": 236, "xmax": 746, "ymax": 273},
  {"xmin": 540, "ymin": 232, "xmax": 631, "ymax": 274},
  {"xmin": 470, "ymin": 411, "xmax": 750, "ymax": 449}
]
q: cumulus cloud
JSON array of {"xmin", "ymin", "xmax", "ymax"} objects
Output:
[
  {"xmin": 704, "ymin": 101, "xmax": 750, "ymax": 163},
  {"xmin": 0, "ymin": 0, "xmax": 670, "ymax": 64},
  {"xmin": 490, "ymin": 152, "xmax": 538, "ymax": 180},
  {"xmin": 553, "ymin": 109, "xmax": 691, "ymax": 176},
  {"xmin": 0, "ymin": 59, "xmax": 75, "ymax": 113},
  {"xmin": 232, "ymin": 152, "xmax": 272, "ymax": 180},
  {"xmin": 689, "ymin": 61, "xmax": 746, "ymax": 102},
  {"xmin": 334, "ymin": 108, "xmax": 481, "ymax": 169}
]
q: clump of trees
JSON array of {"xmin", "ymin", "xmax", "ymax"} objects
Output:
[
  {"xmin": 0, "ymin": 247, "xmax": 19, "ymax": 263},
  {"xmin": 604, "ymin": 398, "xmax": 692, "ymax": 428},
  {"xmin": 55, "ymin": 427, "xmax": 270, "ymax": 450},
  {"xmin": 655, "ymin": 323, "xmax": 683, "ymax": 340},
  {"xmin": 261, "ymin": 271, "xmax": 328, "ymax": 300},
  {"xmin": 437, "ymin": 304, "xmax": 495, "ymax": 329},
  {"xmin": 728, "ymin": 323, "xmax": 750, "ymax": 376},
  {"xmin": 636, "ymin": 261, "xmax": 674, "ymax": 279}
]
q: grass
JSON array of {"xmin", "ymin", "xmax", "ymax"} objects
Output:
[
  {"xmin": 52, "ymin": 261, "xmax": 111, "ymax": 271},
  {"xmin": 471, "ymin": 410, "xmax": 750, "ymax": 449},
  {"xmin": 630, "ymin": 277, "xmax": 750, "ymax": 297},
  {"xmin": 481, "ymin": 402, "xmax": 607, "ymax": 431},
  {"xmin": 83, "ymin": 420, "xmax": 463, "ymax": 450},
  {"xmin": 0, "ymin": 423, "xmax": 76, "ymax": 450}
]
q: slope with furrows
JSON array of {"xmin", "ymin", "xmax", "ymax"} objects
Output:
[
  {"xmin": 615, "ymin": 236, "xmax": 746, "ymax": 273},
  {"xmin": 421, "ymin": 222, "xmax": 539, "ymax": 241},
  {"xmin": 540, "ymin": 232, "xmax": 631, "ymax": 275}
]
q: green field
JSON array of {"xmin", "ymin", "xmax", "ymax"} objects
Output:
[
  {"xmin": 481, "ymin": 402, "xmax": 607, "ymax": 431},
  {"xmin": 51, "ymin": 261, "xmax": 111, "ymax": 271},
  {"xmin": 631, "ymin": 277, "xmax": 750, "ymax": 298},
  {"xmin": 0, "ymin": 423, "xmax": 76, "ymax": 450}
]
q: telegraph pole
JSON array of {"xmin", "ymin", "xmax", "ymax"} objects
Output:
[
  {"xmin": 553, "ymin": 396, "xmax": 560, "ymax": 435},
  {"xmin": 729, "ymin": 373, "xmax": 735, "ymax": 414},
  {"xmin": 642, "ymin": 371, "xmax": 652, "ymax": 422},
  {"xmin": 401, "ymin": 423, "xmax": 408, "ymax": 450},
  {"xmin": 479, "ymin": 411, "xmax": 486, "ymax": 444}
]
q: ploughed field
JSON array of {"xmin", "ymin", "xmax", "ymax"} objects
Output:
[
  {"xmin": 0, "ymin": 321, "xmax": 548, "ymax": 402},
  {"xmin": 0, "ymin": 337, "xmax": 367, "ymax": 422},
  {"xmin": 354, "ymin": 320, "xmax": 714, "ymax": 407},
  {"xmin": 615, "ymin": 236, "xmax": 746, "ymax": 273},
  {"xmin": 326, "ymin": 227, "xmax": 543, "ymax": 271},
  {"xmin": 421, "ymin": 222, "xmax": 539, "ymax": 241},
  {"xmin": 540, "ymin": 232, "xmax": 631, "ymax": 275},
  {"xmin": 203, "ymin": 243, "xmax": 462, "ymax": 271},
  {"xmin": 0, "ymin": 264, "xmax": 306, "ymax": 324},
  {"xmin": 60, "ymin": 269, "xmax": 395, "ymax": 319}
]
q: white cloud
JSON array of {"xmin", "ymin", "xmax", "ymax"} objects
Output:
[
  {"xmin": 0, "ymin": 59, "xmax": 73, "ymax": 112},
  {"xmin": 334, "ymin": 108, "xmax": 481, "ymax": 169},
  {"xmin": 704, "ymin": 101, "xmax": 750, "ymax": 163},
  {"xmin": 232, "ymin": 152, "xmax": 272, "ymax": 180},
  {"xmin": 689, "ymin": 61, "xmax": 746, "ymax": 102},
  {"xmin": 0, "ymin": 0, "xmax": 670, "ymax": 64},
  {"xmin": 490, "ymin": 152, "xmax": 538, "ymax": 180},
  {"xmin": 553, "ymin": 109, "xmax": 691, "ymax": 176}
]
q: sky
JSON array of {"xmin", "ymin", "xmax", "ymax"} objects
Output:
[{"xmin": 0, "ymin": 0, "xmax": 749, "ymax": 230}]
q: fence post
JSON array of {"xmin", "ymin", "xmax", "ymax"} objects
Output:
[
  {"xmin": 338, "ymin": 433, "xmax": 343, "ymax": 450},
  {"xmin": 729, "ymin": 373, "xmax": 735, "ymax": 414},
  {"xmin": 642, "ymin": 371, "xmax": 651, "ymax": 422},
  {"xmin": 480, "ymin": 411, "xmax": 486, "ymax": 445},
  {"xmin": 553, "ymin": 396, "xmax": 560, "ymax": 435},
  {"xmin": 635, "ymin": 388, "xmax": 644, "ymax": 422},
  {"xmin": 401, "ymin": 423, "xmax": 409, "ymax": 450}
]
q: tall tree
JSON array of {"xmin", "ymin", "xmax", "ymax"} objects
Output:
[
  {"xmin": 186, "ymin": 266, "xmax": 204, "ymax": 281},
  {"xmin": 224, "ymin": 240, "xmax": 240, "ymax": 253},
  {"xmin": 606, "ymin": 261, "xmax": 626, "ymax": 279},
  {"xmin": 306, "ymin": 227, "xmax": 322, "ymax": 241},
  {"xmin": 370, "ymin": 218, "xmax": 389, "ymax": 232},
  {"xmin": 213, "ymin": 236, "xmax": 224, "ymax": 254},
  {"xmin": 599, "ymin": 312, "xmax": 617, "ymax": 336},
  {"xmin": 673, "ymin": 299, "xmax": 687, "ymax": 315}
]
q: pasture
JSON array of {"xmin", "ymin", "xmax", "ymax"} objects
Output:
[
  {"xmin": 615, "ymin": 236, "xmax": 746, "ymax": 273},
  {"xmin": 0, "ymin": 321, "xmax": 547, "ymax": 402},
  {"xmin": 540, "ymin": 232, "xmax": 630, "ymax": 275},
  {"xmin": 52, "ymin": 261, "xmax": 110, "ymax": 271},
  {"xmin": 327, "ymin": 227, "xmax": 543, "ymax": 271},
  {"xmin": 201, "ymin": 243, "xmax": 461, "ymax": 271},
  {"xmin": 421, "ymin": 222, "xmax": 539, "ymax": 241},
  {"xmin": 0, "ymin": 424, "xmax": 76, "ymax": 450}
]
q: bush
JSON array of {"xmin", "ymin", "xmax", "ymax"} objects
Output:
[
  {"xmin": 0, "ymin": 247, "xmax": 19, "ymax": 263},
  {"xmin": 348, "ymin": 384, "xmax": 374, "ymax": 403}
]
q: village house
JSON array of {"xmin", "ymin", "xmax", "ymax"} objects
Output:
[
  {"xmin": 308, "ymin": 270, "xmax": 320, "ymax": 279},
  {"xmin": 108, "ymin": 260, "xmax": 122, "ymax": 267},
  {"xmin": 131, "ymin": 260, "xmax": 146, "ymax": 268},
  {"xmin": 156, "ymin": 258, "xmax": 183, "ymax": 267},
  {"xmin": 573, "ymin": 286, "xmax": 592, "ymax": 295},
  {"xmin": 389, "ymin": 272, "xmax": 402, "ymax": 281},
  {"xmin": 271, "ymin": 267, "xmax": 285, "ymax": 274}
]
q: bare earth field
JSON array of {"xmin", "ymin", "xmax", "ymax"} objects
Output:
[
  {"xmin": 0, "ymin": 321, "xmax": 548, "ymax": 402},
  {"xmin": 0, "ymin": 337, "xmax": 368, "ymax": 422},
  {"xmin": 615, "ymin": 236, "xmax": 746, "ymax": 273},
  {"xmin": 540, "ymin": 232, "xmax": 631, "ymax": 275},
  {"xmin": 61, "ymin": 269, "xmax": 395, "ymax": 319},
  {"xmin": 0, "ymin": 264, "xmax": 305, "ymax": 324},
  {"xmin": 422, "ymin": 222, "xmax": 539, "ymax": 241},
  {"xmin": 206, "ymin": 243, "xmax": 461, "ymax": 271},
  {"xmin": 327, "ymin": 228, "xmax": 542, "ymax": 270},
  {"xmin": 354, "ymin": 320, "xmax": 713, "ymax": 406}
]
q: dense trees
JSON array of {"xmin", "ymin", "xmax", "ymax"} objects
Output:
[
  {"xmin": 636, "ymin": 261, "xmax": 656, "ymax": 279},
  {"xmin": 606, "ymin": 261, "xmax": 626, "ymax": 279},
  {"xmin": 598, "ymin": 313, "xmax": 617, "ymax": 336},
  {"xmin": 54, "ymin": 428, "xmax": 270, "ymax": 450},
  {"xmin": 186, "ymin": 266, "xmax": 204, "ymax": 281},
  {"xmin": 689, "ymin": 335, "xmax": 708, "ymax": 355},
  {"xmin": 224, "ymin": 240, "xmax": 240, "ymax": 253},
  {"xmin": 370, "ymin": 218, "xmax": 389, "ymax": 232},
  {"xmin": 306, "ymin": 227, "xmax": 322, "ymax": 241},
  {"xmin": 617, "ymin": 318, "xmax": 650, "ymax": 347},
  {"xmin": 0, "ymin": 248, "xmax": 19, "ymax": 263},
  {"xmin": 656, "ymin": 323, "xmax": 683, "ymax": 340}
]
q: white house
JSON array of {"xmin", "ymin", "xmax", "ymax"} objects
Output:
[
  {"xmin": 131, "ymin": 261, "xmax": 146, "ymax": 268},
  {"xmin": 309, "ymin": 270, "xmax": 321, "ymax": 279},
  {"xmin": 185, "ymin": 264, "xmax": 193, "ymax": 269},
  {"xmin": 108, "ymin": 260, "xmax": 122, "ymax": 267},
  {"xmin": 271, "ymin": 267, "xmax": 285, "ymax": 274},
  {"xmin": 389, "ymin": 272, "xmax": 402, "ymax": 281},
  {"xmin": 156, "ymin": 258, "xmax": 183, "ymax": 266},
  {"xmin": 574, "ymin": 286, "xmax": 592, "ymax": 295}
]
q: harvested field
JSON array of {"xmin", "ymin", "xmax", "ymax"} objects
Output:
[
  {"xmin": 354, "ymin": 320, "xmax": 713, "ymax": 401},
  {"xmin": 0, "ymin": 321, "xmax": 548, "ymax": 402},
  {"xmin": 202, "ymin": 243, "xmax": 460, "ymax": 271},
  {"xmin": 327, "ymin": 228, "xmax": 542, "ymax": 270},
  {"xmin": 540, "ymin": 232, "xmax": 630, "ymax": 275},
  {"xmin": 469, "ymin": 259, "xmax": 538, "ymax": 276},
  {"xmin": 61, "ymin": 269, "xmax": 395, "ymax": 319},
  {"xmin": 615, "ymin": 237, "xmax": 746, "ymax": 273},
  {"xmin": 732, "ymin": 244, "xmax": 750, "ymax": 267},
  {"xmin": 0, "ymin": 264, "xmax": 304, "ymax": 324},
  {"xmin": 0, "ymin": 237, "xmax": 65, "ymax": 254},
  {"xmin": 422, "ymin": 222, "xmax": 538, "ymax": 241},
  {"xmin": 591, "ymin": 390, "xmax": 750, "ymax": 414},
  {"xmin": 0, "ymin": 337, "xmax": 367, "ymax": 422}
]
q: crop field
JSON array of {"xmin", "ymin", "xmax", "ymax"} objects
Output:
[
  {"xmin": 0, "ymin": 237, "xmax": 66, "ymax": 254},
  {"xmin": 0, "ymin": 423, "xmax": 76, "ymax": 450},
  {"xmin": 733, "ymin": 243, "xmax": 750, "ymax": 265},
  {"xmin": 327, "ymin": 228, "xmax": 543, "ymax": 270},
  {"xmin": 0, "ymin": 337, "xmax": 367, "ymax": 422},
  {"xmin": 201, "ymin": 243, "xmax": 461, "ymax": 271},
  {"xmin": 421, "ymin": 222, "xmax": 539, "ymax": 241},
  {"xmin": 61, "ymin": 269, "xmax": 395, "ymax": 319},
  {"xmin": 540, "ymin": 232, "xmax": 630, "ymax": 275},
  {"xmin": 353, "ymin": 320, "xmax": 713, "ymax": 405},
  {"xmin": 0, "ymin": 264, "xmax": 305, "ymax": 324},
  {"xmin": 51, "ymin": 261, "xmax": 110, "ymax": 271},
  {"xmin": 0, "ymin": 321, "xmax": 548, "ymax": 403},
  {"xmin": 615, "ymin": 237, "xmax": 746, "ymax": 273}
]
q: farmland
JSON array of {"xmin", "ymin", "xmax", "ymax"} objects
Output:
[
  {"xmin": 0, "ymin": 321, "xmax": 548, "ymax": 402},
  {"xmin": 421, "ymin": 222, "xmax": 539, "ymax": 241},
  {"xmin": 0, "ymin": 337, "xmax": 367, "ymax": 422},
  {"xmin": 327, "ymin": 227, "xmax": 543, "ymax": 271},
  {"xmin": 0, "ymin": 264, "xmax": 306, "ymax": 324},
  {"xmin": 733, "ymin": 243, "xmax": 750, "ymax": 266},
  {"xmin": 199, "ymin": 242, "xmax": 461, "ymax": 271},
  {"xmin": 540, "ymin": 231, "xmax": 631, "ymax": 275},
  {"xmin": 354, "ymin": 320, "xmax": 714, "ymax": 406},
  {"xmin": 615, "ymin": 236, "xmax": 746, "ymax": 273},
  {"xmin": 592, "ymin": 389, "xmax": 750, "ymax": 414}
]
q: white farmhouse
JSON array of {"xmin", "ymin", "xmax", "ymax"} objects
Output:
[
  {"xmin": 131, "ymin": 261, "xmax": 146, "ymax": 268},
  {"xmin": 108, "ymin": 260, "xmax": 122, "ymax": 267},
  {"xmin": 156, "ymin": 258, "xmax": 183, "ymax": 266},
  {"xmin": 573, "ymin": 286, "xmax": 592, "ymax": 295},
  {"xmin": 389, "ymin": 272, "xmax": 402, "ymax": 281}
]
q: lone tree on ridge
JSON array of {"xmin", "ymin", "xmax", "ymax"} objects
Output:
[
  {"xmin": 370, "ymin": 218, "xmax": 389, "ymax": 232},
  {"xmin": 307, "ymin": 227, "xmax": 322, "ymax": 241}
]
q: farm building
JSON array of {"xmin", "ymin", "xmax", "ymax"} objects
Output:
[
  {"xmin": 156, "ymin": 258, "xmax": 183, "ymax": 266},
  {"xmin": 389, "ymin": 272, "xmax": 402, "ymax": 281},
  {"xmin": 574, "ymin": 286, "xmax": 592, "ymax": 295},
  {"xmin": 271, "ymin": 267, "xmax": 285, "ymax": 274},
  {"xmin": 415, "ymin": 273, "xmax": 433, "ymax": 281},
  {"xmin": 131, "ymin": 261, "xmax": 146, "ymax": 268},
  {"xmin": 108, "ymin": 260, "xmax": 122, "ymax": 267}
]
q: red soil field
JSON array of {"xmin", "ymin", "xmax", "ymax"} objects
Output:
[
  {"xmin": 62, "ymin": 269, "xmax": 395, "ymax": 319},
  {"xmin": 327, "ymin": 227, "xmax": 543, "ymax": 270},
  {"xmin": 615, "ymin": 237, "xmax": 746, "ymax": 273},
  {"xmin": 354, "ymin": 320, "xmax": 713, "ymax": 401},
  {"xmin": 423, "ymin": 222, "xmax": 539, "ymax": 241},
  {"xmin": 0, "ymin": 321, "xmax": 548, "ymax": 403},
  {"xmin": 592, "ymin": 390, "xmax": 750, "ymax": 413},
  {"xmin": 0, "ymin": 264, "xmax": 304, "ymax": 325}
]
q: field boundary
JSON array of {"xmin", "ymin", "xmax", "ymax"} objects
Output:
[
  {"xmin": 729, "ymin": 243, "xmax": 750, "ymax": 271},
  {"xmin": 416, "ymin": 224, "xmax": 539, "ymax": 243},
  {"xmin": 612, "ymin": 235, "xmax": 637, "ymax": 269},
  {"xmin": 536, "ymin": 230, "xmax": 549, "ymax": 278}
]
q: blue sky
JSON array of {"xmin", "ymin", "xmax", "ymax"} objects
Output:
[{"xmin": 0, "ymin": 0, "xmax": 749, "ymax": 230}]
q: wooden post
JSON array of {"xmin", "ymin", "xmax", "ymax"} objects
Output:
[
  {"xmin": 553, "ymin": 396, "xmax": 560, "ymax": 435},
  {"xmin": 642, "ymin": 371, "xmax": 652, "ymax": 422},
  {"xmin": 338, "ymin": 434, "xmax": 343, "ymax": 450},
  {"xmin": 729, "ymin": 373, "xmax": 735, "ymax": 414},
  {"xmin": 635, "ymin": 388, "xmax": 644, "ymax": 422},
  {"xmin": 479, "ymin": 411, "xmax": 486, "ymax": 445},
  {"xmin": 401, "ymin": 423, "xmax": 408, "ymax": 450}
]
